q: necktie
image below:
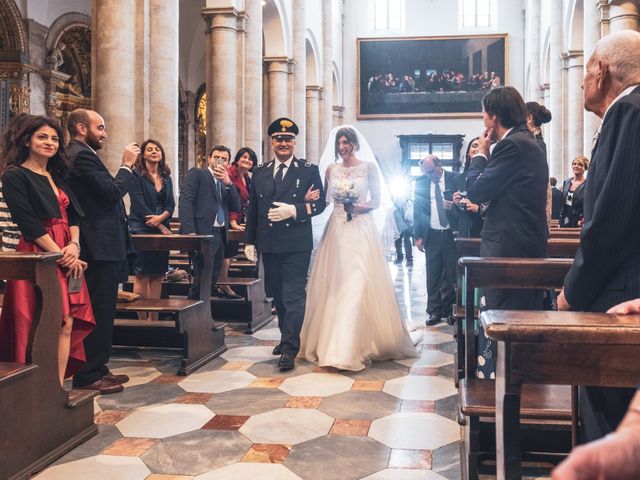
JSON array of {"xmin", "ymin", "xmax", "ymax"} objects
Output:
[
  {"xmin": 274, "ymin": 163, "xmax": 286, "ymax": 188},
  {"xmin": 433, "ymin": 181, "xmax": 449, "ymax": 228},
  {"xmin": 215, "ymin": 180, "xmax": 225, "ymax": 225}
]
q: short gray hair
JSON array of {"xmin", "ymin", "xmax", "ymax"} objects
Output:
[{"xmin": 592, "ymin": 30, "xmax": 640, "ymax": 84}]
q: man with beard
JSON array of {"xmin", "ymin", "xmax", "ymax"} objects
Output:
[{"xmin": 67, "ymin": 108, "xmax": 139, "ymax": 394}]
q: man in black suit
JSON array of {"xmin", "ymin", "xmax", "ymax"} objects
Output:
[
  {"xmin": 245, "ymin": 117, "xmax": 325, "ymax": 371},
  {"xmin": 413, "ymin": 155, "xmax": 460, "ymax": 326},
  {"xmin": 179, "ymin": 144, "xmax": 241, "ymax": 297},
  {"xmin": 557, "ymin": 30, "xmax": 640, "ymax": 442},
  {"xmin": 68, "ymin": 108, "xmax": 139, "ymax": 394},
  {"xmin": 466, "ymin": 86, "xmax": 548, "ymax": 310},
  {"xmin": 549, "ymin": 177, "xmax": 563, "ymax": 220}
]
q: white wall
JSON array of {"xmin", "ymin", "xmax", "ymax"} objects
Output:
[
  {"xmin": 342, "ymin": 0, "xmax": 526, "ymax": 171},
  {"xmin": 19, "ymin": 0, "xmax": 90, "ymax": 27}
]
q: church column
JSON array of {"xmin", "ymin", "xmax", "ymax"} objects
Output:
[
  {"xmin": 306, "ymin": 86, "xmax": 322, "ymax": 165},
  {"xmin": 548, "ymin": 0, "xmax": 563, "ymax": 179},
  {"xmin": 244, "ymin": 0, "xmax": 262, "ymax": 157},
  {"xmin": 566, "ymin": 52, "xmax": 585, "ymax": 165},
  {"xmin": 584, "ymin": 0, "xmax": 602, "ymax": 155},
  {"xmin": 527, "ymin": 0, "xmax": 542, "ymax": 101},
  {"xmin": 321, "ymin": 0, "xmax": 333, "ymax": 144},
  {"xmin": 264, "ymin": 57, "xmax": 292, "ymax": 158},
  {"xmin": 92, "ymin": 0, "xmax": 137, "ymax": 172},
  {"xmin": 333, "ymin": 105, "xmax": 345, "ymax": 128},
  {"xmin": 149, "ymin": 0, "xmax": 179, "ymax": 187},
  {"xmin": 292, "ymin": 0, "xmax": 306, "ymax": 158},
  {"xmin": 202, "ymin": 7, "xmax": 239, "ymax": 152},
  {"xmin": 603, "ymin": 0, "xmax": 640, "ymax": 34}
]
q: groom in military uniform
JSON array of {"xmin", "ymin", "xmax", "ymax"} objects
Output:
[{"xmin": 245, "ymin": 117, "xmax": 326, "ymax": 371}]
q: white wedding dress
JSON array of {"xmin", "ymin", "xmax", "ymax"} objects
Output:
[{"xmin": 300, "ymin": 161, "xmax": 418, "ymax": 371}]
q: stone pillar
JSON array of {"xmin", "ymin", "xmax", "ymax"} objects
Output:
[
  {"xmin": 264, "ymin": 57, "xmax": 292, "ymax": 158},
  {"xmin": 149, "ymin": 0, "xmax": 180, "ymax": 188},
  {"xmin": 584, "ymin": 0, "xmax": 602, "ymax": 155},
  {"xmin": 183, "ymin": 90, "xmax": 198, "ymax": 171},
  {"xmin": 603, "ymin": 0, "xmax": 640, "ymax": 33},
  {"xmin": 548, "ymin": 0, "xmax": 563, "ymax": 179},
  {"xmin": 566, "ymin": 52, "xmax": 585, "ymax": 168},
  {"xmin": 527, "ymin": 0, "xmax": 541, "ymax": 101},
  {"xmin": 333, "ymin": 105, "xmax": 345, "ymax": 128},
  {"xmin": 322, "ymin": 0, "xmax": 333, "ymax": 144},
  {"xmin": 306, "ymin": 86, "xmax": 322, "ymax": 164},
  {"xmin": 292, "ymin": 0, "xmax": 306, "ymax": 157},
  {"xmin": 244, "ymin": 0, "xmax": 262, "ymax": 157},
  {"xmin": 202, "ymin": 7, "xmax": 239, "ymax": 152},
  {"xmin": 92, "ymin": 0, "xmax": 137, "ymax": 173}
]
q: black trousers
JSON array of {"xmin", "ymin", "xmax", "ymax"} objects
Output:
[
  {"xmin": 73, "ymin": 260, "xmax": 121, "ymax": 387},
  {"xmin": 395, "ymin": 231, "xmax": 413, "ymax": 261},
  {"xmin": 425, "ymin": 229, "xmax": 456, "ymax": 316},
  {"xmin": 188, "ymin": 229, "xmax": 225, "ymax": 299},
  {"xmin": 262, "ymin": 251, "xmax": 311, "ymax": 355}
]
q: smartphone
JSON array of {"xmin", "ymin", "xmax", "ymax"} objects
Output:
[
  {"xmin": 68, "ymin": 274, "xmax": 83, "ymax": 294},
  {"xmin": 443, "ymin": 190, "xmax": 453, "ymax": 201}
]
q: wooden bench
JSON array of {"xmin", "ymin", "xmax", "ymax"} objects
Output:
[
  {"xmin": 458, "ymin": 256, "xmax": 575, "ymax": 480},
  {"xmin": 114, "ymin": 235, "xmax": 226, "ymax": 375},
  {"xmin": 0, "ymin": 252, "xmax": 97, "ymax": 480},
  {"xmin": 483, "ymin": 310, "xmax": 640, "ymax": 480},
  {"xmin": 549, "ymin": 228, "xmax": 580, "ymax": 238}
]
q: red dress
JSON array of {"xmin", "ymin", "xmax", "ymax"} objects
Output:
[{"xmin": 0, "ymin": 189, "xmax": 95, "ymax": 378}]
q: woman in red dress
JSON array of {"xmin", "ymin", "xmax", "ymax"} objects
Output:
[{"xmin": 0, "ymin": 115, "xmax": 95, "ymax": 385}]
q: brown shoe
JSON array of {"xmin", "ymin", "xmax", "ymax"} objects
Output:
[
  {"xmin": 78, "ymin": 379, "xmax": 124, "ymax": 395},
  {"xmin": 103, "ymin": 371, "xmax": 130, "ymax": 384}
]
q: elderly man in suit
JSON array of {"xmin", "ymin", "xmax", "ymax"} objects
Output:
[
  {"xmin": 466, "ymin": 86, "xmax": 549, "ymax": 310},
  {"xmin": 557, "ymin": 30, "xmax": 640, "ymax": 442},
  {"xmin": 67, "ymin": 108, "xmax": 139, "ymax": 395},
  {"xmin": 244, "ymin": 117, "xmax": 325, "ymax": 371},
  {"xmin": 413, "ymin": 155, "xmax": 461, "ymax": 326},
  {"xmin": 179, "ymin": 144, "xmax": 241, "ymax": 298}
]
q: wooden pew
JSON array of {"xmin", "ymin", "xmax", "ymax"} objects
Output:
[
  {"xmin": 0, "ymin": 252, "xmax": 97, "ymax": 480},
  {"xmin": 458, "ymin": 256, "xmax": 575, "ymax": 480},
  {"xmin": 114, "ymin": 235, "xmax": 227, "ymax": 375},
  {"xmin": 549, "ymin": 228, "xmax": 580, "ymax": 239},
  {"xmin": 482, "ymin": 310, "xmax": 640, "ymax": 480}
]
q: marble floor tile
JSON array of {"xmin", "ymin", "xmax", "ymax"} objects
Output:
[
  {"xmin": 146, "ymin": 475, "xmax": 194, "ymax": 480},
  {"xmin": 110, "ymin": 365, "xmax": 161, "ymax": 387},
  {"xmin": 116, "ymin": 404, "xmax": 214, "ymax": 438},
  {"xmin": 383, "ymin": 375, "xmax": 457, "ymax": 401},
  {"xmin": 421, "ymin": 331, "xmax": 454, "ymax": 345},
  {"xmin": 35, "ymin": 455, "xmax": 150, "ymax": 480},
  {"xmin": 175, "ymin": 393, "xmax": 214, "ymax": 404},
  {"xmin": 388, "ymin": 448, "xmax": 432, "ymax": 469},
  {"xmin": 206, "ymin": 387, "xmax": 290, "ymax": 416},
  {"xmin": 285, "ymin": 396, "xmax": 323, "ymax": 408},
  {"xmin": 151, "ymin": 374, "xmax": 184, "ymax": 385},
  {"xmin": 102, "ymin": 437, "xmax": 157, "ymax": 456},
  {"xmin": 342, "ymin": 360, "xmax": 409, "ymax": 382},
  {"xmin": 219, "ymin": 361, "xmax": 253, "ymax": 371},
  {"xmin": 247, "ymin": 359, "xmax": 316, "ymax": 378},
  {"xmin": 178, "ymin": 370, "xmax": 256, "ymax": 393},
  {"xmin": 435, "ymin": 394, "xmax": 460, "ymax": 422},
  {"xmin": 251, "ymin": 327, "xmax": 281, "ymax": 341},
  {"xmin": 51, "ymin": 425, "xmax": 123, "ymax": 466},
  {"xmin": 330, "ymin": 419, "xmax": 371, "ymax": 436},
  {"xmin": 369, "ymin": 412, "xmax": 460, "ymax": 450},
  {"xmin": 319, "ymin": 391, "xmax": 401, "ymax": 420},
  {"xmin": 279, "ymin": 372, "xmax": 354, "ymax": 397},
  {"xmin": 362, "ymin": 469, "xmax": 447, "ymax": 480},
  {"xmin": 352, "ymin": 380, "xmax": 385, "ymax": 391},
  {"xmin": 248, "ymin": 377, "xmax": 285, "ymax": 388},
  {"xmin": 409, "ymin": 367, "xmax": 439, "ymax": 376},
  {"xmin": 202, "ymin": 414, "xmax": 250, "ymax": 430},
  {"xmin": 95, "ymin": 409, "xmax": 131, "ymax": 425},
  {"xmin": 286, "ymin": 435, "xmax": 390, "ymax": 480},
  {"xmin": 241, "ymin": 443, "xmax": 291, "ymax": 463},
  {"xmin": 400, "ymin": 400, "xmax": 436, "ymax": 413},
  {"xmin": 142, "ymin": 429, "xmax": 251, "ymax": 476},
  {"xmin": 432, "ymin": 441, "xmax": 462, "ymax": 480},
  {"xmin": 96, "ymin": 383, "xmax": 185, "ymax": 411},
  {"xmin": 396, "ymin": 349, "xmax": 454, "ymax": 368},
  {"xmin": 239, "ymin": 408, "xmax": 333, "ymax": 444},
  {"xmin": 220, "ymin": 345, "xmax": 275, "ymax": 363},
  {"xmin": 195, "ymin": 463, "xmax": 302, "ymax": 480}
]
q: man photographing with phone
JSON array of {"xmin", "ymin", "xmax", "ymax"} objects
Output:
[{"xmin": 413, "ymin": 154, "xmax": 461, "ymax": 326}]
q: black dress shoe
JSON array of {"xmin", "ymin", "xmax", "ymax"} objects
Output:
[
  {"xmin": 272, "ymin": 344, "xmax": 282, "ymax": 355},
  {"xmin": 426, "ymin": 314, "xmax": 442, "ymax": 326},
  {"xmin": 103, "ymin": 371, "xmax": 130, "ymax": 384},
  {"xmin": 446, "ymin": 313, "xmax": 455, "ymax": 326},
  {"xmin": 393, "ymin": 257, "xmax": 403, "ymax": 264},
  {"xmin": 78, "ymin": 379, "xmax": 124, "ymax": 395},
  {"xmin": 278, "ymin": 352, "xmax": 295, "ymax": 371},
  {"xmin": 406, "ymin": 259, "xmax": 413, "ymax": 267}
]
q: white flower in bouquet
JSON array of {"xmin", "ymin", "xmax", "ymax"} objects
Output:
[{"xmin": 333, "ymin": 179, "xmax": 360, "ymax": 221}]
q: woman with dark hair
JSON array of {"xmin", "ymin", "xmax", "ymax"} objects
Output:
[
  {"xmin": 454, "ymin": 136, "xmax": 484, "ymax": 238},
  {"xmin": 526, "ymin": 101, "xmax": 552, "ymax": 154},
  {"xmin": 216, "ymin": 146, "xmax": 258, "ymax": 298},
  {"xmin": 129, "ymin": 138, "xmax": 175, "ymax": 319},
  {"xmin": 560, "ymin": 155, "xmax": 589, "ymax": 228},
  {"xmin": 0, "ymin": 115, "xmax": 95, "ymax": 385}
]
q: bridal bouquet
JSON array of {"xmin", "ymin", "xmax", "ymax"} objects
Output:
[{"xmin": 333, "ymin": 180, "xmax": 360, "ymax": 221}]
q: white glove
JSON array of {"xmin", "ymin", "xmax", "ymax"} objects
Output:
[
  {"xmin": 245, "ymin": 244, "xmax": 258, "ymax": 262},
  {"xmin": 267, "ymin": 202, "xmax": 296, "ymax": 222}
]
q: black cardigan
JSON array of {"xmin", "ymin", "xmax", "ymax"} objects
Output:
[{"xmin": 1, "ymin": 166, "xmax": 84, "ymax": 242}]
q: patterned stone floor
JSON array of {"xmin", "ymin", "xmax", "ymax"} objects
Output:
[{"xmin": 35, "ymin": 252, "xmax": 550, "ymax": 479}]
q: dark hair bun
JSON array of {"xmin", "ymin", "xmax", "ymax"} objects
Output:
[{"xmin": 538, "ymin": 106, "xmax": 552, "ymax": 124}]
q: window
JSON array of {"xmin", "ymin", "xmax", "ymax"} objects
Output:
[
  {"xmin": 459, "ymin": 0, "xmax": 496, "ymax": 30},
  {"xmin": 398, "ymin": 134, "xmax": 465, "ymax": 178},
  {"xmin": 374, "ymin": 0, "xmax": 404, "ymax": 31}
]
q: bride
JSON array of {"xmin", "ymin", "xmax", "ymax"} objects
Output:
[{"xmin": 299, "ymin": 125, "xmax": 418, "ymax": 371}]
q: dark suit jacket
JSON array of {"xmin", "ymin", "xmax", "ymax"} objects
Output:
[
  {"xmin": 245, "ymin": 158, "xmax": 325, "ymax": 253},
  {"xmin": 563, "ymin": 86, "xmax": 640, "ymax": 311},
  {"xmin": 68, "ymin": 140, "xmax": 136, "ymax": 262},
  {"xmin": 178, "ymin": 167, "xmax": 240, "ymax": 238},
  {"xmin": 129, "ymin": 175, "xmax": 175, "ymax": 232},
  {"xmin": 466, "ymin": 125, "xmax": 548, "ymax": 259},
  {"xmin": 558, "ymin": 177, "xmax": 586, "ymax": 226},
  {"xmin": 551, "ymin": 187, "xmax": 563, "ymax": 220},
  {"xmin": 413, "ymin": 171, "xmax": 461, "ymax": 243}
]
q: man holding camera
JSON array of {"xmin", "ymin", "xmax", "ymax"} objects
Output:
[
  {"xmin": 179, "ymin": 145, "xmax": 240, "ymax": 296},
  {"xmin": 413, "ymin": 154, "xmax": 461, "ymax": 326}
]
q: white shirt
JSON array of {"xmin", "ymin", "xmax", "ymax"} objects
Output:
[
  {"xmin": 594, "ymin": 84, "xmax": 640, "ymax": 142},
  {"xmin": 207, "ymin": 166, "xmax": 225, "ymax": 227},
  {"xmin": 429, "ymin": 173, "xmax": 449, "ymax": 230},
  {"xmin": 273, "ymin": 157, "xmax": 295, "ymax": 179},
  {"xmin": 473, "ymin": 127, "xmax": 514, "ymax": 162}
]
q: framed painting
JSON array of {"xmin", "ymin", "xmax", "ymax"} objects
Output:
[{"xmin": 357, "ymin": 34, "xmax": 508, "ymax": 119}]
